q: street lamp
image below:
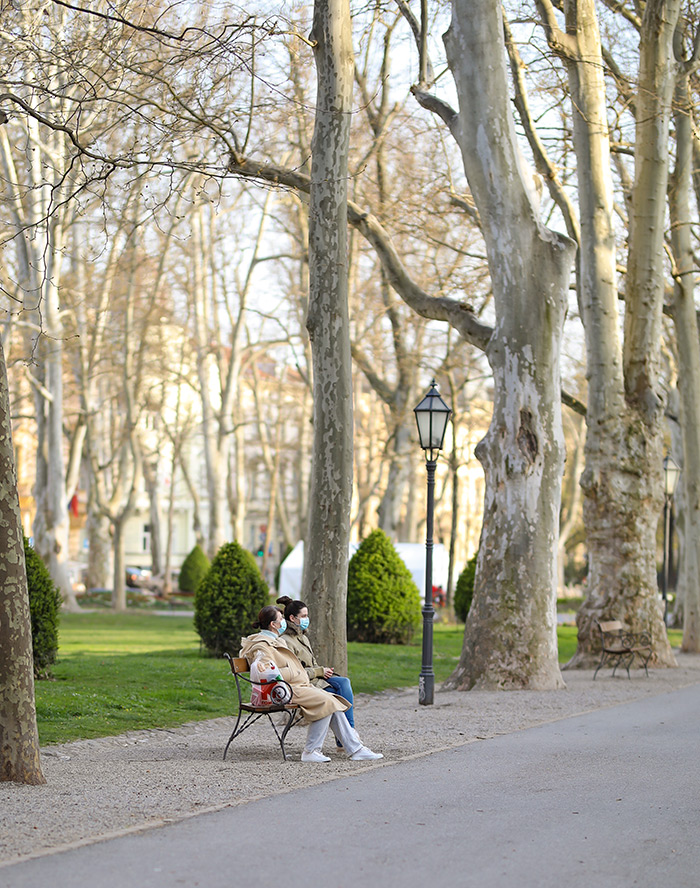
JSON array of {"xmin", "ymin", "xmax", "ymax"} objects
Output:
[
  {"xmin": 662, "ymin": 455, "xmax": 681, "ymax": 625},
  {"xmin": 413, "ymin": 380, "xmax": 452, "ymax": 705}
]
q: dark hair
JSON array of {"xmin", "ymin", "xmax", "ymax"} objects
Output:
[
  {"xmin": 276, "ymin": 596, "xmax": 307, "ymax": 620},
  {"xmin": 252, "ymin": 605, "xmax": 282, "ymax": 630}
]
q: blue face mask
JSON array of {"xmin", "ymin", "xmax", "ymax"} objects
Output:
[
  {"xmin": 277, "ymin": 618, "xmax": 287, "ymax": 636},
  {"xmin": 299, "ymin": 617, "xmax": 310, "ymax": 631}
]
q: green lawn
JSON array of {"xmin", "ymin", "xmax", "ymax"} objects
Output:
[{"xmin": 33, "ymin": 613, "xmax": 682, "ymax": 745}]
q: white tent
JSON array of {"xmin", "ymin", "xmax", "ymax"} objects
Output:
[{"xmin": 278, "ymin": 540, "xmax": 449, "ymax": 599}]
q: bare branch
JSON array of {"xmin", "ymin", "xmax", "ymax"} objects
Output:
[
  {"xmin": 599, "ymin": 0, "xmax": 642, "ymax": 31},
  {"xmin": 228, "ymin": 154, "xmax": 494, "ymax": 351},
  {"xmin": 410, "ymin": 85, "xmax": 459, "ymax": 132},
  {"xmin": 562, "ymin": 389, "xmax": 587, "ymax": 416},
  {"xmin": 504, "ymin": 17, "xmax": 580, "ymax": 243},
  {"xmin": 532, "ymin": 0, "xmax": 577, "ymax": 58},
  {"xmin": 394, "ymin": 0, "xmax": 435, "ymax": 86}
]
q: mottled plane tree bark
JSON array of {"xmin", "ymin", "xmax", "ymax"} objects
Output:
[
  {"xmin": 0, "ymin": 337, "xmax": 45, "ymax": 785},
  {"xmin": 415, "ymin": 0, "xmax": 576, "ymax": 689},
  {"xmin": 668, "ymin": 22, "xmax": 700, "ymax": 652},
  {"xmin": 534, "ymin": 0, "xmax": 681, "ymax": 666},
  {"xmin": 300, "ymin": 0, "xmax": 355, "ymax": 673}
]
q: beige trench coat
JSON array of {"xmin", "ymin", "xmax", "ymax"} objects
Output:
[
  {"xmin": 239, "ymin": 632, "xmax": 349, "ymax": 723},
  {"xmin": 282, "ymin": 624, "xmax": 330, "ymax": 689}
]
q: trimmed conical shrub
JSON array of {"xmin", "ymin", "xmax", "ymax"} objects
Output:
[
  {"xmin": 178, "ymin": 544, "xmax": 211, "ymax": 593},
  {"xmin": 347, "ymin": 529, "xmax": 421, "ymax": 644},
  {"xmin": 24, "ymin": 537, "xmax": 62, "ymax": 677},
  {"xmin": 454, "ymin": 553, "xmax": 477, "ymax": 623},
  {"xmin": 194, "ymin": 541, "xmax": 269, "ymax": 656}
]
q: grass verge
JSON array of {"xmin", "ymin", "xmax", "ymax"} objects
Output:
[{"xmin": 34, "ymin": 613, "xmax": 682, "ymax": 745}]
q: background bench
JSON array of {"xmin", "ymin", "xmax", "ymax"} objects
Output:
[{"xmin": 593, "ymin": 620, "xmax": 652, "ymax": 680}]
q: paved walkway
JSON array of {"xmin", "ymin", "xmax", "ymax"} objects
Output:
[{"xmin": 4, "ymin": 680, "xmax": 700, "ymax": 887}]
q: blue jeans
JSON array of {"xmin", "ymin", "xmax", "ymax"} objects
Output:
[{"xmin": 324, "ymin": 675, "xmax": 354, "ymax": 728}]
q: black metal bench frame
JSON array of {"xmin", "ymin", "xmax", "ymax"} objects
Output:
[
  {"xmin": 593, "ymin": 620, "xmax": 653, "ymax": 680},
  {"xmin": 223, "ymin": 653, "xmax": 303, "ymax": 761}
]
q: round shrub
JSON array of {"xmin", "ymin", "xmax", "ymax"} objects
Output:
[
  {"xmin": 194, "ymin": 541, "xmax": 269, "ymax": 656},
  {"xmin": 178, "ymin": 544, "xmax": 211, "ymax": 593},
  {"xmin": 454, "ymin": 553, "xmax": 477, "ymax": 623},
  {"xmin": 24, "ymin": 537, "xmax": 62, "ymax": 677},
  {"xmin": 347, "ymin": 529, "xmax": 421, "ymax": 644}
]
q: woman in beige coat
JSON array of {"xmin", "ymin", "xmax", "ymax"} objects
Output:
[
  {"xmin": 239, "ymin": 606, "xmax": 382, "ymax": 763},
  {"xmin": 276, "ymin": 594, "xmax": 355, "ymax": 743}
]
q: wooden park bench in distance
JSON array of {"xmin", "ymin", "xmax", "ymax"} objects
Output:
[{"xmin": 593, "ymin": 620, "xmax": 653, "ymax": 680}]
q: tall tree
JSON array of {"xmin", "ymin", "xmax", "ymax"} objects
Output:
[
  {"xmin": 668, "ymin": 19, "xmax": 700, "ymax": 652},
  {"xmin": 427, "ymin": 0, "xmax": 576, "ymax": 688},
  {"xmin": 301, "ymin": 0, "xmax": 355, "ymax": 672},
  {"xmin": 538, "ymin": 0, "xmax": 681, "ymax": 666},
  {"xmin": 0, "ymin": 337, "xmax": 45, "ymax": 785}
]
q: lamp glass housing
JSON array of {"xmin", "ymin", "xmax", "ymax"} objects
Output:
[
  {"xmin": 414, "ymin": 382, "xmax": 452, "ymax": 454},
  {"xmin": 663, "ymin": 455, "xmax": 681, "ymax": 497}
]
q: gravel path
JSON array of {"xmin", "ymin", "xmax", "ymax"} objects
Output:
[{"xmin": 3, "ymin": 654, "xmax": 700, "ymax": 866}]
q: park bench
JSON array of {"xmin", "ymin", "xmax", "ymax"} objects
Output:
[
  {"xmin": 593, "ymin": 620, "xmax": 653, "ymax": 680},
  {"xmin": 223, "ymin": 653, "xmax": 302, "ymax": 761}
]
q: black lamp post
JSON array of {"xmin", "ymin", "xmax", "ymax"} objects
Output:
[
  {"xmin": 414, "ymin": 380, "xmax": 452, "ymax": 706},
  {"xmin": 662, "ymin": 455, "xmax": 681, "ymax": 625}
]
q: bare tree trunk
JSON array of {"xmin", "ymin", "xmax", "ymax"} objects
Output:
[
  {"xmin": 669, "ymin": 62, "xmax": 700, "ymax": 652},
  {"xmin": 112, "ymin": 514, "xmax": 128, "ymax": 611},
  {"xmin": 191, "ymin": 205, "xmax": 228, "ymax": 557},
  {"xmin": 143, "ymin": 458, "xmax": 163, "ymax": 577},
  {"xmin": 177, "ymin": 452, "xmax": 206, "ymax": 549},
  {"xmin": 534, "ymin": 0, "xmax": 677, "ymax": 667},
  {"xmin": 0, "ymin": 121, "xmax": 79, "ymax": 610},
  {"xmin": 446, "ymin": 423, "xmax": 460, "ymax": 607},
  {"xmin": 85, "ymin": 482, "xmax": 112, "ymax": 591},
  {"xmin": 162, "ymin": 446, "xmax": 178, "ymax": 598},
  {"xmin": 302, "ymin": 0, "xmax": 354, "ymax": 673},
  {"xmin": 557, "ymin": 415, "xmax": 585, "ymax": 593},
  {"xmin": 436, "ymin": 0, "xmax": 575, "ymax": 689},
  {"xmin": 0, "ymin": 337, "xmax": 45, "ymax": 785},
  {"xmin": 376, "ymin": 421, "xmax": 413, "ymax": 538},
  {"xmin": 571, "ymin": 0, "xmax": 679, "ymax": 666},
  {"xmin": 231, "ymin": 422, "xmax": 246, "ymax": 544},
  {"xmin": 32, "ymin": 264, "xmax": 77, "ymax": 608}
]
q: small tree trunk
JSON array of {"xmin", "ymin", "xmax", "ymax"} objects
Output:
[
  {"xmin": 111, "ymin": 517, "xmax": 128, "ymax": 612},
  {"xmin": 144, "ymin": 458, "xmax": 163, "ymax": 577},
  {"xmin": 86, "ymin": 493, "xmax": 112, "ymax": 591},
  {"xmin": 446, "ymin": 415, "xmax": 460, "ymax": 607},
  {"xmin": 162, "ymin": 446, "xmax": 178, "ymax": 598},
  {"xmin": 376, "ymin": 421, "xmax": 412, "ymax": 538}
]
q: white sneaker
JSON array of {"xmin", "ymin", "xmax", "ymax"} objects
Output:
[
  {"xmin": 349, "ymin": 746, "xmax": 383, "ymax": 761},
  {"xmin": 301, "ymin": 748, "xmax": 331, "ymax": 763}
]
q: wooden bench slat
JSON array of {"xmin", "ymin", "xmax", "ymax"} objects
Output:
[{"xmin": 230, "ymin": 657, "xmax": 250, "ymax": 675}]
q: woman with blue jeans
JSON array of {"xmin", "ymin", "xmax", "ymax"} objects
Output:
[{"xmin": 276, "ymin": 595, "xmax": 355, "ymax": 730}]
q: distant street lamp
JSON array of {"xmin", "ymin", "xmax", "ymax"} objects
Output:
[
  {"xmin": 414, "ymin": 380, "xmax": 452, "ymax": 706},
  {"xmin": 662, "ymin": 455, "xmax": 681, "ymax": 625}
]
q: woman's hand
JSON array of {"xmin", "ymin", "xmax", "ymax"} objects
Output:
[{"xmin": 323, "ymin": 667, "xmax": 334, "ymax": 679}]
